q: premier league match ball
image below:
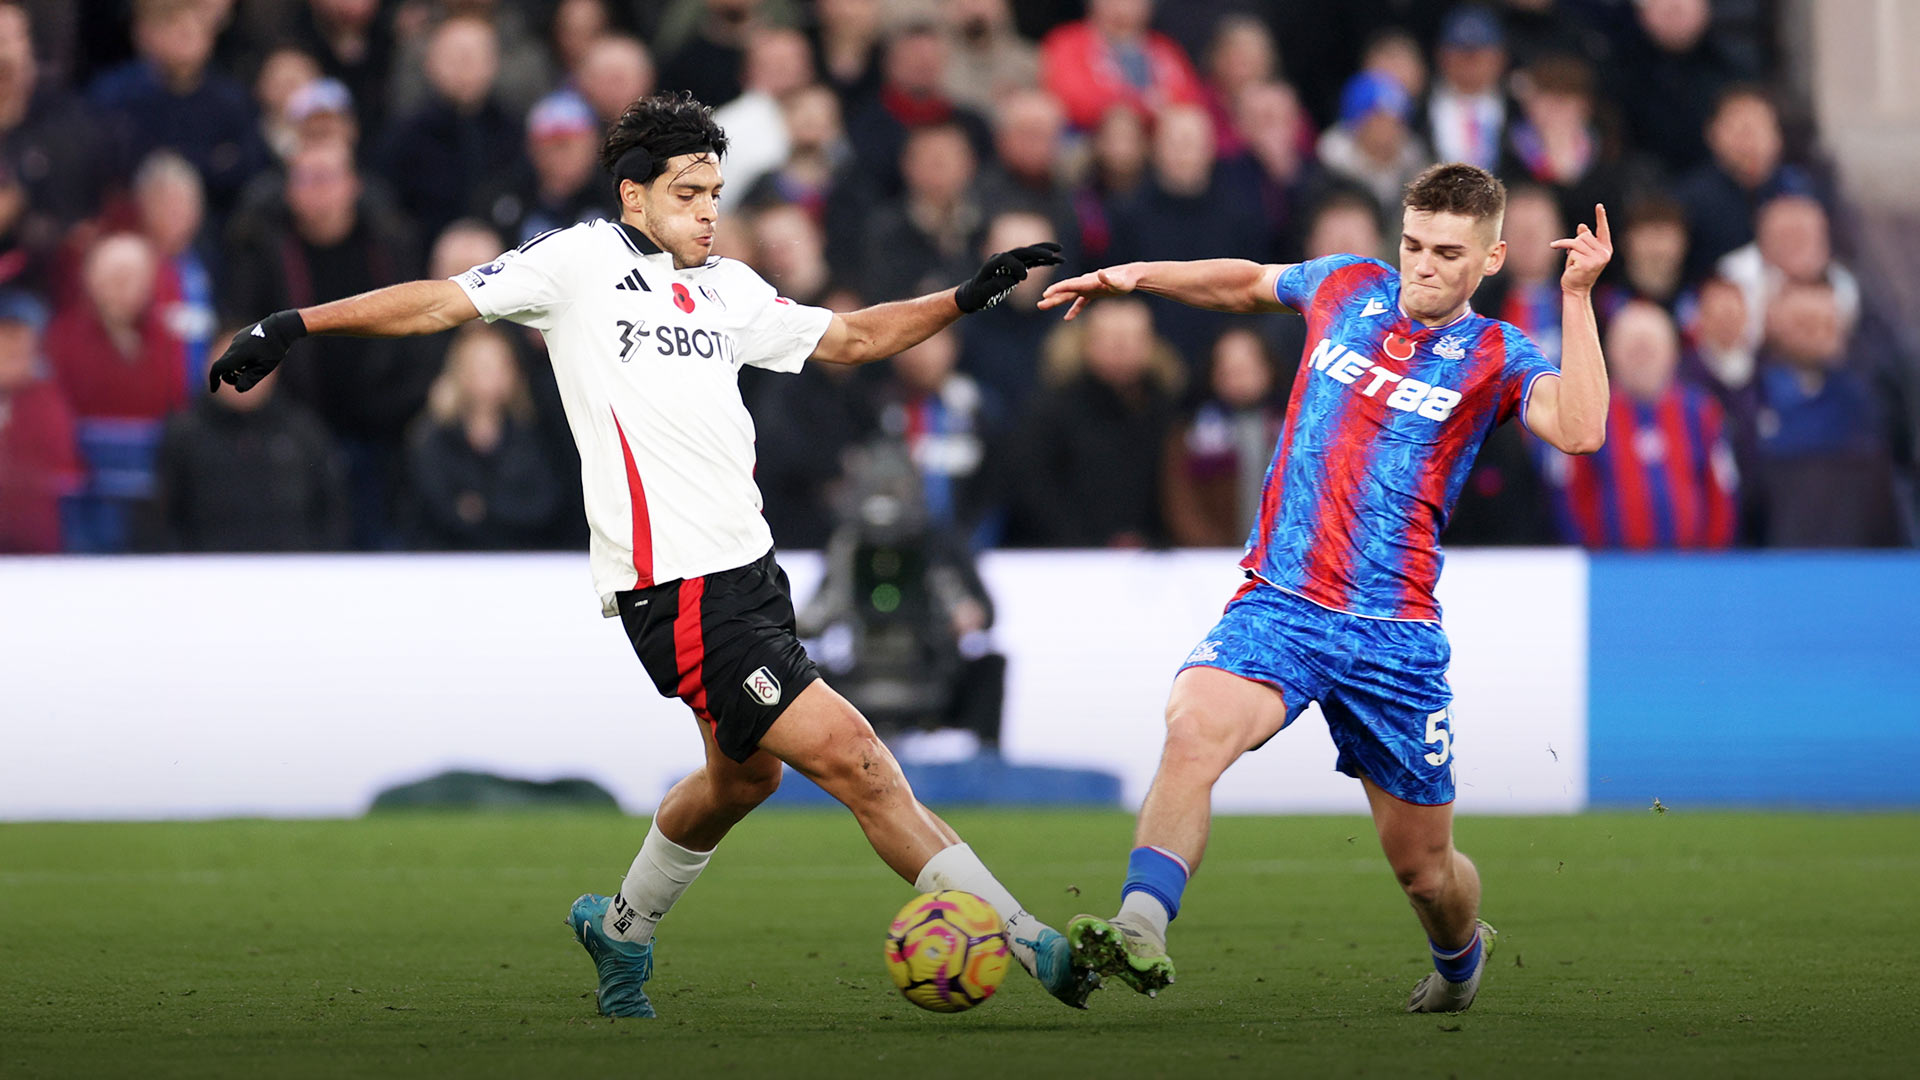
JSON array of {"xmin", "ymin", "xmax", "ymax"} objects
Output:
[{"xmin": 882, "ymin": 890, "xmax": 1011, "ymax": 1013}]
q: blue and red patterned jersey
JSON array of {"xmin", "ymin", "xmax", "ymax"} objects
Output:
[
  {"xmin": 1546, "ymin": 384, "xmax": 1737, "ymax": 550},
  {"xmin": 1244, "ymin": 255, "xmax": 1559, "ymax": 621}
]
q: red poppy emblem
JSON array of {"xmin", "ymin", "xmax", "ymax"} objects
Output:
[
  {"xmin": 672, "ymin": 282, "xmax": 695, "ymax": 313},
  {"xmin": 1382, "ymin": 333, "xmax": 1416, "ymax": 363}
]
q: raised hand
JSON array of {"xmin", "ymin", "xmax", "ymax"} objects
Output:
[
  {"xmin": 954, "ymin": 242, "xmax": 1065, "ymax": 313},
  {"xmin": 1037, "ymin": 264, "xmax": 1143, "ymax": 321},
  {"xmin": 1552, "ymin": 204, "xmax": 1613, "ymax": 296}
]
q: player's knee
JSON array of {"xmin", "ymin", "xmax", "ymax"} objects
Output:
[
  {"xmin": 715, "ymin": 760, "xmax": 782, "ymax": 812},
  {"xmin": 1395, "ymin": 858, "xmax": 1452, "ymax": 907},
  {"xmin": 1161, "ymin": 708, "xmax": 1240, "ymax": 779}
]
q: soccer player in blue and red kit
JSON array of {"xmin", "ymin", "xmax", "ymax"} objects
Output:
[{"xmin": 1038, "ymin": 164, "xmax": 1613, "ymax": 1012}]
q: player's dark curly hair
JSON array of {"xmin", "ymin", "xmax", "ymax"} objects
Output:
[
  {"xmin": 1402, "ymin": 163, "xmax": 1507, "ymax": 225},
  {"xmin": 600, "ymin": 91, "xmax": 729, "ymax": 188}
]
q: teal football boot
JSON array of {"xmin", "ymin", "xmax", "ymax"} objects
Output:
[{"xmin": 567, "ymin": 893, "xmax": 656, "ymax": 1018}]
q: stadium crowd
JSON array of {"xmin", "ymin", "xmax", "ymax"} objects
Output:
[{"xmin": 0, "ymin": 0, "xmax": 1914, "ymax": 556}]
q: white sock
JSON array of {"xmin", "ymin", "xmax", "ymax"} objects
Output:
[
  {"xmin": 604, "ymin": 818, "xmax": 713, "ymax": 944},
  {"xmin": 914, "ymin": 842, "xmax": 1050, "ymax": 976},
  {"xmin": 1117, "ymin": 890, "xmax": 1172, "ymax": 945}
]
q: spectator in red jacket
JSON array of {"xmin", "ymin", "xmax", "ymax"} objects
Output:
[
  {"xmin": 1545, "ymin": 300, "xmax": 1737, "ymax": 549},
  {"xmin": 0, "ymin": 290, "xmax": 79, "ymax": 552},
  {"xmin": 1040, "ymin": 0, "xmax": 1204, "ymax": 131}
]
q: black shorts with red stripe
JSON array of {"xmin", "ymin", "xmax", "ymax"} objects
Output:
[{"xmin": 616, "ymin": 548, "xmax": 822, "ymax": 762}]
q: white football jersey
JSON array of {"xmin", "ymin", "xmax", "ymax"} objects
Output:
[{"xmin": 454, "ymin": 219, "xmax": 833, "ymax": 615}]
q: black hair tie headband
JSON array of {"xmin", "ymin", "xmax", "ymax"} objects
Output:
[{"xmin": 613, "ymin": 146, "xmax": 653, "ymax": 188}]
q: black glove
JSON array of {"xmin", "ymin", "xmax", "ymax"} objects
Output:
[
  {"xmin": 954, "ymin": 242, "xmax": 1064, "ymax": 314},
  {"xmin": 208, "ymin": 310, "xmax": 307, "ymax": 393}
]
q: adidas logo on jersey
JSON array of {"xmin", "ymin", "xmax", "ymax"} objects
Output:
[
  {"xmin": 614, "ymin": 269, "xmax": 650, "ymax": 292},
  {"xmin": 1307, "ymin": 338, "xmax": 1463, "ymax": 421}
]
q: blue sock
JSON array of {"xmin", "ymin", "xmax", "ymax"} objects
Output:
[
  {"xmin": 1430, "ymin": 932, "xmax": 1483, "ymax": 982},
  {"xmin": 1120, "ymin": 846, "xmax": 1190, "ymax": 922}
]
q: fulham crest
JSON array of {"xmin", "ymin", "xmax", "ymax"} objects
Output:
[{"xmin": 744, "ymin": 666, "xmax": 782, "ymax": 706}]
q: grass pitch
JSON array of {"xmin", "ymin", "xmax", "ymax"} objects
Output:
[{"xmin": 3, "ymin": 810, "xmax": 1915, "ymax": 1079}]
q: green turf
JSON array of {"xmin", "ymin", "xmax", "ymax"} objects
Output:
[{"xmin": 3, "ymin": 810, "xmax": 1916, "ymax": 1079}]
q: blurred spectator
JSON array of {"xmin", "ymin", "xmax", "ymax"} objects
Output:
[
  {"xmin": 1423, "ymin": 6, "xmax": 1512, "ymax": 173},
  {"xmin": 1111, "ymin": 102, "xmax": 1264, "ymax": 376},
  {"xmin": 1599, "ymin": 196, "xmax": 1690, "ymax": 317},
  {"xmin": 1009, "ymin": 297, "xmax": 1181, "ymax": 547},
  {"xmin": 752, "ymin": 286, "xmax": 874, "ymax": 548},
  {"xmin": 1545, "ymin": 301, "xmax": 1737, "ymax": 549},
  {"xmin": 1067, "ymin": 103, "xmax": 1148, "ymax": 263},
  {"xmin": 810, "ymin": 0, "xmax": 883, "ymax": 109},
  {"xmin": 285, "ymin": 77, "xmax": 360, "ymax": 154},
  {"xmin": 548, "ymin": 0, "xmax": 615, "ymax": 83},
  {"xmin": 387, "ymin": 1, "xmax": 552, "ymax": 122},
  {"xmin": 844, "ymin": 19, "xmax": 989, "ymax": 201},
  {"xmin": 475, "ymin": 90, "xmax": 609, "ymax": 246},
  {"xmin": 1603, "ymin": 0, "xmax": 1752, "ymax": 175},
  {"xmin": 1360, "ymin": 27, "xmax": 1428, "ymax": 101},
  {"xmin": 1716, "ymin": 193, "xmax": 1860, "ymax": 352},
  {"xmin": 574, "ymin": 34, "xmax": 654, "ymax": 126},
  {"xmin": 1303, "ymin": 186, "xmax": 1386, "ymax": 262},
  {"xmin": 1675, "ymin": 86, "xmax": 1815, "ymax": 281},
  {"xmin": 133, "ymin": 150, "xmax": 215, "ymax": 390},
  {"xmin": 1481, "ymin": 184, "xmax": 1563, "ymax": 364},
  {"xmin": 45, "ymin": 232, "xmax": 185, "ymax": 552},
  {"xmin": 940, "ymin": 0, "xmax": 1038, "ymax": 117},
  {"xmin": 869, "ymin": 325, "xmax": 1002, "ymax": 542},
  {"xmin": 0, "ymin": 290, "xmax": 79, "ymax": 552},
  {"xmin": 1039, "ymin": 0, "xmax": 1204, "ymax": 131},
  {"xmin": 1227, "ymin": 80, "xmax": 1319, "ymax": 263},
  {"xmin": 1753, "ymin": 281, "xmax": 1902, "ymax": 547},
  {"xmin": 0, "ymin": 2, "xmax": 113, "ymax": 237},
  {"xmin": 223, "ymin": 138, "xmax": 423, "ymax": 549},
  {"xmin": 404, "ymin": 322, "xmax": 564, "ymax": 550},
  {"xmin": 89, "ymin": 0, "xmax": 263, "ymax": 218},
  {"xmin": 252, "ymin": 45, "xmax": 322, "ymax": 161},
  {"xmin": 860, "ymin": 121, "xmax": 983, "ymax": 303},
  {"xmin": 656, "ymin": 0, "xmax": 760, "ymax": 109},
  {"xmin": 750, "ymin": 201, "xmax": 833, "ymax": 306},
  {"xmin": 1317, "ymin": 70, "xmax": 1432, "ymax": 223},
  {"xmin": 712, "ymin": 27, "xmax": 813, "ymax": 197},
  {"xmin": 1500, "ymin": 53, "xmax": 1632, "ymax": 233},
  {"xmin": 152, "ymin": 364, "xmax": 348, "ymax": 551},
  {"xmin": 295, "ymin": 0, "xmax": 393, "ymax": 138},
  {"xmin": 972, "ymin": 88, "xmax": 1076, "ymax": 259},
  {"xmin": 1679, "ymin": 274, "xmax": 1764, "ymax": 541},
  {"xmin": 377, "ymin": 14, "xmax": 519, "ymax": 239},
  {"xmin": 740, "ymin": 83, "xmax": 870, "ymax": 271},
  {"xmin": 1162, "ymin": 326, "xmax": 1284, "ymax": 547},
  {"xmin": 957, "ymin": 210, "xmax": 1061, "ymax": 417},
  {"xmin": 1199, "ymin": 14, "xmax": 1278, "ymax": 158},
  {"xmin": 799, "ymin": 438, "xmax": 1007, "ymax": 753}
]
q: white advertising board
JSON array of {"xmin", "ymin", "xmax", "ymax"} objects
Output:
[{"xmin": 0, "ymin": 550, "xmax": 1584, "ymax": 819}]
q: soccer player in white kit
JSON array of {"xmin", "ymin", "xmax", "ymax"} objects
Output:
[{"xmin": 208, "ymin": 93, "xmax": 1095, "ymax": 1017}]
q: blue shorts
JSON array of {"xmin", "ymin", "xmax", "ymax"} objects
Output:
[{"xmin": 1180, "ymin": 579, "xmax": 1458, "ymax": 805}]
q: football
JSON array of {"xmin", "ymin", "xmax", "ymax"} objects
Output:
[{"xmin": 882, "ymin": 890, "xmax": 1011, "ymax": 1013}]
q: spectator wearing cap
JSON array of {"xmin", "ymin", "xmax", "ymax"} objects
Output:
[
  {"xmin": 284, "ymin": 77, "xmax": 359, "ymax": 155},
  {"xmin": 1544, "ymin": 301, "xmax": 1738, "ymax": 550},
  {"xmin": 1316, "ymin": 69, "xmax": 1433, "ymax": 224},
  {"xmin": 88, "ymin": 0, "xmax": 266, "ymax": 220},
  {"xmin": 44, "ymin": 232, "xmax": 187, "ymax": 552},
  {"xmin": 712, "ymin": 28, "xmax": 814, "ymax": 199},
  {"xmin": 152, "ymin": 349, "xmax": 348, "ymax": 553},
  {"xmin": 0, "ymin": 2, "xmax": 114, "ymax": 236},
  {"xmin": 0, "ymin": 290, "xmax": 80, "ymax": 553},
  {"xmin": 377, "ymin": 14, "xmax": 521, "ymax": 241},
  {"xmin": 1039, "ymin": 0, "xmax": 1205, "ymax": 131},
  {"xmin": 1674, "ymin": 86, "xmax": 1819, "ymax": 282},
  {"xmin": 476, "ymin": 90, "xmax": 610, "ymax": 247},
  {"xmin": 1422, "ymin": 6, "xmax": 1513, "ymax": 173}
]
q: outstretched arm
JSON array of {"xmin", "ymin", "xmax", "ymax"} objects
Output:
[
  {"xmin": 1038, "ymin": 259, "xmax": 1292, "ymax": 321},
  {"xmin": 209, "ymin": 280, "xmax": 480, "ymax": 392},
  {"xmin": 1524, "ymin": 204, "xmax": 1614, "ymax": 456},
  {"xmin": 811, "ymin": 243, "xmax": 1063, "ymax": 366}
]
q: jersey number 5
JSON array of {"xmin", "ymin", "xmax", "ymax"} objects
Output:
[{"xmin": 1422, "ymin": 707, "xmax": 1453, "ymax": 767}]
